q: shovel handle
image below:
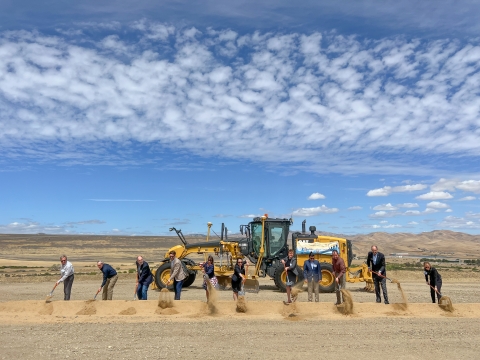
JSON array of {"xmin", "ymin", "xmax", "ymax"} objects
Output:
[
  {"xmin": 371, "ymin": 270, "xmax": 392, "ymax": 282},
  {"xmin": 427, "ymin": 283, "xmax": 442, "ymax": 297}
]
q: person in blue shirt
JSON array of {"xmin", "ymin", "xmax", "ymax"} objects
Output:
[
  {"xmin": 200, "ymin": 255, "xmax": 218, "ymax": 302},
  {"xmin": 96, "ymin": 261, "xmax": 118, "ymax": 300},
  {"xmin": 303, "ymin": 252, "xmax": 322, "ymax": 302}
]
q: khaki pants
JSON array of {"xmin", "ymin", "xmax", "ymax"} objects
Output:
[
  {"xmin": 102, "ymin": 274, "xmax": 118, "ymax": 300},
  {"xmin": 307, "ymin": 279, "xmax": 319, "ymax": 302}
]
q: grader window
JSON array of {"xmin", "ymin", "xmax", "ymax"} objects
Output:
[
  {"xmin": 251, "ymin": 223, "xmax": 262, "ymax": 255},
  {"xmin": 269, "ymin": 226, "xmax": 285, "ymax": 257}
]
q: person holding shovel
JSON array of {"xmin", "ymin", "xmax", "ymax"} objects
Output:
[
  {"xmin": 281, "ymin": 249, "xmax": 298, "ymax": 305},
  {"xmin": 232, "ymin": 257, "xmax": 247, "ymax": 301},
  {"xmin": 97, "ymin": 261, "xmax": 118, "ymax": 300},
  {"xmin": 136, "ymin": 256, "xmax": 153, "ymax": 300},
  {"xmin": 56, "ymin": 255, "xmax": 74, "ymax": 300},
  {"xmin": 166, "ymin": 250, "xmax": 186, "ymax": 300},
  {"xmin": 303, "ymin": 252, "xmax": 322, "ymax": 302},
  {"xmin": 367, "ymin": 245, "xmax": 389, "ymax": 304},
  {"xmin": 332, "ymin": 250, "xmax": 346, "ymax": 305},
  {"xmin": 200, "ymin": 255, "xmax": 219, "ymax": 302},
  {"xmin": 424, "ymin": 262, "xmax": 442, "ymax": 303}
]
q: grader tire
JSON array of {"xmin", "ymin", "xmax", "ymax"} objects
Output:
[
  {"xmin": 273, "ymin": 264, "xmax": 304, "ymax": 292},
  {"xmin": 182, "ymin": 272, "xmax": 196, "ymax": 288},
  {"xmin": 319, "ymin": 263, "xmax": 335, "ymax": 293},
  {"xmin": 154, "ymin": 262, "xmax": 173, "ymax": 290}
]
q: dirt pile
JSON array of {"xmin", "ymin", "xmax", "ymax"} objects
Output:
[
  {"xmin": 157, "ymin": 288, "xmax": 173, "ymax": 309},
  {"xmin": 119, "ymin": 307, "xmax": 136, "ymax": 315},
  {"xmin": 439, "ymin": 296, "xmax": 454, "ymax": 312},
  {"xmin": 236, "ymin": 296, "xmax": 247, "ymax": 313},
  {"xmin": 76, "ymin": 301, "xmax": 96, "ymax": 315},
  {"xmin": 38, "ymin": 302, "xmax": 53, "ymax": 315},
  {"xmin": 338, "ymin": 289, "xmax": 353, "ymax": 315}
]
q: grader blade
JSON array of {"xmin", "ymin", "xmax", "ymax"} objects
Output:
[{"xmin": 244, "ymin": 279, "xmax": 260, "ymax": 293}]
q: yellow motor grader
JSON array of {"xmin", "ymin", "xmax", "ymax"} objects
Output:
[{"xmin": 151, "ymin": 215, "xmax": 373, "ymax": 292}]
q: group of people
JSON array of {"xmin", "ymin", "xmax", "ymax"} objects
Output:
[
  {"xmin": 54, "ymin": 245, "xmax": 443, "ymax": 304},
  {"xmin": 281, "ymin": 245, "xmax": 444, "ymax": 306}
]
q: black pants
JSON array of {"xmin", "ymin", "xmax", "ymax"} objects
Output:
[
  {"xmin": 430, "ymin": 280, "xmax": 442, "ymax": 303},
  {"xmin": 373, "ymin": 276, "xmax": 389, "ymax": 303},
  {"xmin": 64, "ymin": 274, "xmax": 74, "ymax": 300}
]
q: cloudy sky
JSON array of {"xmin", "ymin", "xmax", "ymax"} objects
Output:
[{"xmin": 1, "ymin": 0, "xmax": 480, "ymax": 235}]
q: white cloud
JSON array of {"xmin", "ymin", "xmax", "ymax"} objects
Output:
[
  {"xmin": 238, "ymin": 214, "xmax": 258, "ymax": 218},
  {"xmin": 430, "ymin": 178, "xmax": 459, "ymax": 192},
  {"xmin": 1, "ymin": 26, "xmax": 480, "ymax": 174},
  {"xmin": 367, "ymin": 187, "xmax": 391, "ymax": 197},
  {"xmin": 445, "ymin": 209, "xmax": 453, "ymax": 213},
  {"xmin": 438, "ymin": 216, "xmax": 480, "ymax": 229},
  {"xmin": 456, "ymin": 180, "xmax": 480, "ymax": 194},
  {"xmin": 380, "ymin": 220, "xmax": 388, "ymax": 224},
  {"xmin": 459, "ymin": 196, "xmax": 476, "ymax": 201},
  {"xmin": 292, "ymin": 205, "xmax": 339, "ymax": 217},
  {"xmin": 347, "ymin": 206, "xmax": 362, "ymax": 210},
  {"xmin": 408, "ymin": 221, "xmax": 418, "ymax": 225},
  {"xmin": 367, "ymin": 184, "xmax": 427, "ymax": 197},
  {"xmin": 308, "ymin": 192, "xmax": 326, "ymax": 200},
  {"xmin": 416, "ymin": 191, "xmax": 454, "ymax": 200},
  {"xmin": 431, "ymin": 179, "xmax": 480, "ymax": 194},
  {"xmin": 397, "ymin": 203, "xmax": 419, "ymax": 208},
  {"xmin": 373, "ymin": 203, "xmax": 397, "ymax": 211},
  {"xmin": 426, "ymin": 201, "xmax": 450, "ymax": 209}
]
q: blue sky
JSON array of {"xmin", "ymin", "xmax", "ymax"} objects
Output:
[{"xmin": 1, "ymin": 1, "xmax": 480, "ymax": 235}]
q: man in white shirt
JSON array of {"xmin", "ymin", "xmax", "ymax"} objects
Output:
[{"xmin": 56, "ymin": 255, "xmax": 74, "ymax": 300}]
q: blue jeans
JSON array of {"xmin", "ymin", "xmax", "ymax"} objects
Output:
[
  {"xmin": 136, "ymin": 283, "xmax": 149, "ymax": 300},
  {"xmin": 173, "ymin": 279, "xmax": 183, "ymax": 300}
]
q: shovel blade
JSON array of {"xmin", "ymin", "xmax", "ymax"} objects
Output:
[{"xmin": 243, "ymin": 279, "xmax": 259, "ymax": 293}]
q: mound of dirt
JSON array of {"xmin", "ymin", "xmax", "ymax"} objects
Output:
[
  {"xmin": 236, "ymin": 296, "xmax": 247, "ymax": 313},
  {"xmin": 439, "ymin": 296, "xmax": 454, "ymax": 312},
  {"xmin": 338, "ymin": 289, "xmax": 354, "ymax": 315},
  {"xmin": 38, "ymin": 302, "xmax": 53, "ymax": 315},
  {"xmin": 119, "ymin": 307, "xmax": 136, "ymax": 315},
  {"xmin": 155, "ymin": 308, "xmax": 179, "ymax": 315},
  {"xmin": 157, "ymin": 288, "xmax": 173, "ymax": 309},
  {"xmin": 76, "ymin": 301, "xmax": 96, "ymax": 315}
]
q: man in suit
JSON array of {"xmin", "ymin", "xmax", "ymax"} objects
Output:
[
  {"xmin": 367, "ymin": 245, "xmax": 389, "ymax": 304},
  {"xmin": 303, "ymin": 251, "xmax": 322, "ymax": 302}
]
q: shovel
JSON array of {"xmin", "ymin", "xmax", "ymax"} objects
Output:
[
  {"xmin": 45, "ymin": 282, "xmax": 58, "ymax": 302},
  {"xmin": 371, "ymin": 270, "xmax": 395, "ymax": 283},
  {"xmin": 243, "ymin": 276, "xmax": 259, "ymax": 293},
  {"xmin": 134, "ymin": 284, "xmax": 138, "ymax": 300},
  {"xmin": 427, "ymin": 283, "xmax": 454, "ymax": 311},
  {"xmin": 93, "ymin": 288, "xmax": 102, "ymax": 300}
]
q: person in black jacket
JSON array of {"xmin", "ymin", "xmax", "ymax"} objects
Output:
[
  {"xmin": 231, "ymin": 257, "xmax": 248, "ymax": 301},
  {"xmin": 424, "ymin": 262, "xmax": 442, "ymax": 303},
  {"xmin": 367, "ymin": 245, "xmax": 389, "ymax": 304},
  {"xmin": 136, "ymin": 256, "xmax": 153, "ymax": 300},
  {"xmin": 97, "ymin": 261, "xmax": 118, "ymax": 300},
  {"xmin": 281, "ymin": 249, "xmax": 298, "ymax": 305}
]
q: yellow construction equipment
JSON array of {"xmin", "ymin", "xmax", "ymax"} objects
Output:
[{"xmin": 151, "ymin": 216, "xmax": 373, "ymax": 293}]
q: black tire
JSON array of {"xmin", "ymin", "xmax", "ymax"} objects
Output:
[
  {"xmin": 273, "ymin": 264, "xmax": 304, "ymax": 292},
  {"xmin": 181, "ymin": 258, "xmax": 197, "ymax": 288},
  {"xmin": 182, "ymin": 272, "xmax": 196, "ymax": 287},
  {"xmin": 154, "ymin": 262, "xmax": 173, "ymax": 290},
  {"xmin": 319, "ymin": 262, "xmax": 335, "ymax": 293}
]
